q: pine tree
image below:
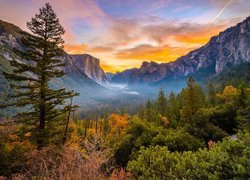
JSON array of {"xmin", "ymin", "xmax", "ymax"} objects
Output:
[
  {"xmin": 156, "ymin": 88, "xmax": 167, "ymax": 116},
  {"xmin": 238, "ymin": 85, "xmax": 247, "ymax": 108},
  {"xmin": 2, "ymin": 3, "xmax": 78, "ymax": 147},
  {"xmin": 167, "ymin": 92, "xmax": 180, "ymax": 126},
  {"xmin": 181, "ymin": 77, "xmax": 204, "ymax": 123},
  {"xmin": 103, "ymin": 117, "xmax": 110, "ymax": 135},
  {"xmin": 145, "ymin": 100, "xmax": 153, "ymax": 121},
  {"xmin": 207, "ymin": 82, "xmax": 216, "ymax": 106},
  {"xmin": 138, "ymin": 105, "xmax": 145, "ymax": 120}
]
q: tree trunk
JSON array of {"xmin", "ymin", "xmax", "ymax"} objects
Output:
[{"xmin": 37, "ymin": 74, "xmax": 46, "ymax": 149}]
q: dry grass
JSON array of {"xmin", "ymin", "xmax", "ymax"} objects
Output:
[
  {"xmin": 110, "ymin": 168, "xmax": 132, "ymax": 180},
  {"xmin": 19, "ymin": 137, "xmax": 131, "ymax": 180}
]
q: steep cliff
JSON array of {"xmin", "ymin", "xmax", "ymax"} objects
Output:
[{"xmin": 70, "ymin": 54, "xmax": 107, "ymax": 84}]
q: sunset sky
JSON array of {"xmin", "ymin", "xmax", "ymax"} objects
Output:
[{"xmin": 0, "ymin": 0, "xmax": 250, "ymax": 72}]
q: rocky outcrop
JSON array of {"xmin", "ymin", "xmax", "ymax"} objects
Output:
[
  {"xmin": 140, "ymin": 61, "xmax": 160, "ymax": 73},
  {"xmin": 0, "ymin": 20, "xmax": 23, "ymax": 49},
  {"xmin": 70, "ymin": 54, "xmax": 107, "ymax": 84},
  {"xmin": 112, "ymin": 17, "xmax": 250, "ymax": 84}
]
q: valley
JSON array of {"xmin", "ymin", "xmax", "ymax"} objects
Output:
[{"xmin": 0, "ymin": 1, "xmax": 250, "ymax": 179}]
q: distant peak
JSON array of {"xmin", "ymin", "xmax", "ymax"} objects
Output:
[
  {"xmin": 140, "ymin": 61, "xmax": 159, "ymax": 73},
  {"xmin": 141, "ymin": 61, "xmax": 149, "ymax": 66},
  {"xmin": 141, "ymin": 61, "xmax": 159, "ymax": 68}
]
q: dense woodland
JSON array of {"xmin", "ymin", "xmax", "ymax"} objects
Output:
[{"xmin": 0, "ymin": 3, "xmax": 250, "ymax": 180}]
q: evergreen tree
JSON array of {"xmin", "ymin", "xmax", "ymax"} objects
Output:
[
  {"xmin": 181, "ymin": 76, "xmax": 204, "ymax": 123},
  {"xmin": 103, "ymin": 117, "xmax": 110, "ymax": 135},
  {"xmin": 238, "ymin": 85, "xmax": 247, "ymax": 108},
  {"xmin": 207, "ymin": 82, "xmax": 216, "ymax": 106},
  {"xmin": 145, "ymin": 100, "xmax": 153, "ymax": 122},
  {"xmin": 167, "ymin": 92, "xmax": 180, "ymax": 126},
  {"xmin": 156, "ymin": 88, "xmax": 167, "ymax": 116},
  {"xmin": 2, "ymin": 3, "xmax": 77, "ymax": 147},
  {"xmin": 138, "ymin": 105, "xmax": 145, "ymax": 120}
]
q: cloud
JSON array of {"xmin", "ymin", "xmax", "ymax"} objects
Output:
[
  {"xmin": 91, "ymin": 17, "xmax": 142, "ymax": 47},
  {"xmin": 115, "ymin": 44, "xmax": 194, "ymax": 62},
  {"xmin": 91, "ymin": 17, "xmax": 229, "ymax": 64},
  {"xmin": 0, "ymin": 0, "xmax": 107, "ymax": 42},
  {"xmin": 171, "ymin": 24, "xmax": 227, "ymax": 45},
  {"xmin": 64, "ymin": 43, "xmax": 88, "ymax": 54},
  {"xmin": 88, "ymin": 46, "xmax": 114, "ymax": 53},
  {"xmin": 48, "ymin": 0, "xmax": 106, "ymax": 27}
]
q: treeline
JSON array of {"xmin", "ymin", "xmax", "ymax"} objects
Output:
[
  {"xmin": 106, "ymin": 77, "xmax": 250, "ymax": 166},
  {"xmin": 137, "ymin": 77, "xmax": 247, "ymax": 136}
]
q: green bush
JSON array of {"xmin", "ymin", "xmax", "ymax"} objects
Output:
[{"xmin": 127, "ymin": 132, "xmax": 250, "ymax": 179}]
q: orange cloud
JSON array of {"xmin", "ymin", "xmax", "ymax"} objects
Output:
[
  {"xmin": 89, "ymin": 46, "xmax": 113, "ymax": 53},
  {"xmin": 64, "ymin": 43, "xmax": 88, "ymax": 54},
  {"xmin": 115, "ymin": 45, "xmax": 194, "ymax": 63},
  {"xmin": 173, "ymin": 25, "xmax": 225, "ymax": 45},
  {"xmin": 174, "ymin": 34, "xmax": 212, "ymax": 45}
]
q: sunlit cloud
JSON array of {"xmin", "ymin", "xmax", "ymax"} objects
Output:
[
  {"xmin": 115, "ymin": 44, "xmax": 194, "ymax": 63},
  {"xmin": 89, "ymin": 46, "xmax": 114, "ymax": 53},
  {"xmin": 64, "ymin": 43, "xmax": 88, "ymax": 54}
]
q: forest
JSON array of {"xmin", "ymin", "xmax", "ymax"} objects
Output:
[
  {"xmin": 0, "ymin": 3, "xmax": 250, "ymax": 180},
  {"xmin": 1, "ymin": 75, "xmax": 250, "ymax": 179}
]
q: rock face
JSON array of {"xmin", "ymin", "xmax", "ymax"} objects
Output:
[
  {"xmin": 112, "ymin": 17, "xmax": 250, "ymax": 84},
  {"xmin": 70, "ymin": 54, "xmax": 107, "ymax": 84},
  {"xmin": 0, "ymin": 20, "xmax": 22, "ymax": 46}
]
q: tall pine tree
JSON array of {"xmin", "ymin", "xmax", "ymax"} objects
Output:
[
  {"xmin": 181, "ymin": 76, "xmax": 204, "ymax": 123},
  {"xmin": 207, "ymin": 82, "xmax": 216, "ymax": 106},
  {"xmin": 2, "ymin": 3, "xmax": 77, "ymax": 147},
  {"xmin": 167, "ymin": 92, "xmax": 180, "ymax": 126}
]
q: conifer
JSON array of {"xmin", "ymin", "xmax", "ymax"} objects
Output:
[{"xmin": 2, "ymin": 3, "xmax": 78, "ymax": 147}]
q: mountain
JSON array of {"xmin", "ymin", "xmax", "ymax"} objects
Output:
[
  {"xmin": 69, "ymin": 54, "xmax": 107, "ymax": 84},
  {"xmin": 112, "ymin": 17, "xmax": 250, "ymax": 84},
  {"xmin": 0, "ymin": 19, "xmax": 107, "ymax": 103}
]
